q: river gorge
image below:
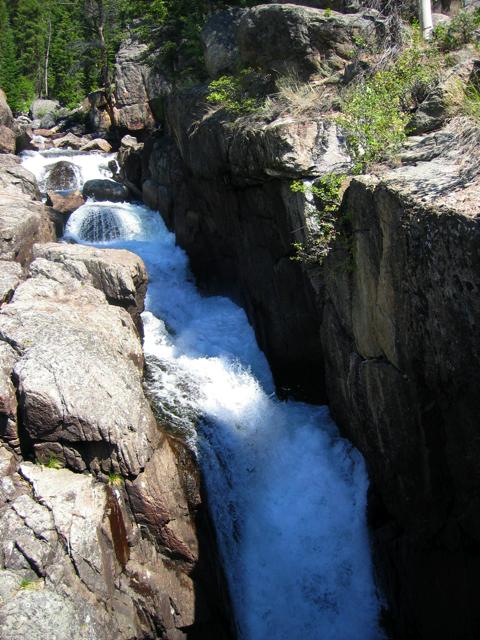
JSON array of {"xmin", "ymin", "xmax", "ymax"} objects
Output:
[{"xmin": 23, "ymin": 148, "xmax": 383, "ymax": 639}]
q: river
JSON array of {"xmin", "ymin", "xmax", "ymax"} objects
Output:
[{"xmin": 22, "ymin": 149, "xmax": 384, "ymax": 640}]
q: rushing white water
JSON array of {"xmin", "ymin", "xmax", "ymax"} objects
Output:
[
  {"xmin": 22, "ymin": 148, "xmax": 115, "ymax": 193},
  {"xmin": 26, "ymin": 152, "xmax": 384, "ymax": 640}
]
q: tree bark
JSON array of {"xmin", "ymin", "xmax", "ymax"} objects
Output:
[{"xmin": 419, "ymin": 0, "xmax": 434, "ymax": 39}]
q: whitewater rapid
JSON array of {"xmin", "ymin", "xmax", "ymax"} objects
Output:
[{"xmin": 24, "ymin": 150, "xmax": 384, "ymax": 640}]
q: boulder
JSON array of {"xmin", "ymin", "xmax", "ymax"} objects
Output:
[
  {"xmin": 52, "ymin": 133, "xmax": 86, "ymax": 150},
  {"xmin": 120, "ymin": 134, "xmax": 143, "ymax": 151},
  {"xmin": 30, "ymin": 99, "xmax": 60, "ymax": 121},
  {"xmin": 33, "ymin": 242, "xmax": 147, "ymax": 330},
  {"xmin": 44, "ymin": 161, "xmax": 79, "ymax": 192},
  {"xmin": 33, "ymin": 128, "xmax": 59, "ymax": 138},
  {"xmin": 0, "ymin": 126, "xmax": 16, "ymax": 155},
  {"xmin": 113, "ymin": 39, "xmax": 170, "ymax": 131},
  {"xmin": 0, "ymin": 155, "xmax": 40, "ymax": 199},
  {"xmin": 202, "ymin": 8, "xmax": 246, "ymax": 77},
  {"xmin": 0, "ymin": 262, "xmax": 155, "ymax": 476},
  {"xmin": 237, "ymin": 4, "xmax": 383, "ymax": 79},
  {"xmin": 45, "ymin": 190, "xmax": 85, "ymax": 215},
  {"xmin": 39, "ymin": 112, "xmax": 57, "ymax": 130},
  {"xmin": 14, "ymin": 126, "xmax": 35, "ymax": 154},
  {"xmin": 0, "ymin": 90, "xmax": 13, "ymax": 128},
  {"xmin": 83, "ymin": 179, "xmax": 130, "ymax": 202},
  {"xmin": 0, "ymin": 195, "xmax": 56, "ymax": 265},
  {"xmin": 0, "ymin": 261, "xmax": 22, "ymax": 306},
  {"xmin": 80, "ymin": 138, "xmax": 112, "ymax": 153}
]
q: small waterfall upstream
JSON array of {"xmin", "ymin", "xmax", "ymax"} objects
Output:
[{"xmin": 24, "ymin": 150, "xmax": 384, "ymax": 640}]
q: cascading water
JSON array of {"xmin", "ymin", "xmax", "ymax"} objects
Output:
[
  {"xmin": 25, "ymin": 151, "xmax": 385, "ymax": 640},
  {"xmin": 22, "ymin": 149, "xmax": 115, "ymax": 193}
]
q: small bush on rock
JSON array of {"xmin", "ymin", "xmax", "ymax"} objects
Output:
[
  {"xmin": 290, "ymin": 174, "xmax": 347, "ymax": 265},
  {"xmin": 207, "ymin": 68, "xmax": 262, "ymax": 115},
  {"xmin": 339, "ymin": 38, "xmax": 440, "ymax": 168},
  {"xmin": 433, "ymin": 10, "xmax": 480, "ymax": 52}
]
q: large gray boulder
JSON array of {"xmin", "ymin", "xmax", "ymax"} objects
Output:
[
  {"xmin": 0, "ymin": 196, "xmax": 56, "ymax": 265},
  {"xmin": 0, "ymin": 155, "xmax": 40, "ymax": 198},
  {"xmin": 0, "ymin": 257, "xmax": 155, "ymax": 476},
  {"xmin": 237, "ymin": 4, "xmax": 382, "ymax": 79},
  {"xmin": 33, "ymin": 242, "xmax": 147, "ymax": 331},
  {"xmin": 30, "ymin": 99, "xmax": 60, "ymax": 122}
]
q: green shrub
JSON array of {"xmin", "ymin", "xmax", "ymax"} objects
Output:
[
  {"xmin": 463, "ymin": 82, "xmax": 480, "ymax": 120},
  {"xmin": 108, "ymin": 473, "xmax": 124, "ymax": 487},
  {"xmin": 38, "ymin": 455, "xmax": 63, "ymax": 470},
  {"xmin": 19, "ymin": 578, "xmax": 40, "ymax": 591},
  {"xmin": 433, "ymin": 10, "xmax": 480, "ymax": 52},
  {"xmin": 290, "ymin": 174, "xmax": 346, "ymax": 265},
  {"xmin": 339, "ymin": 40, "xmax": 440, "ymax": 168},
  {"xmin": 206, "ymin": 68, "xmax": 261, "ymax": 115}
]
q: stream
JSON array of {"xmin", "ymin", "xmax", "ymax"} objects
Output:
[{"xmin": 22, "ymin": 149, "xmax": 384, "ymax": 640}]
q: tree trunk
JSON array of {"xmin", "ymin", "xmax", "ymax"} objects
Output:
[
  {"xmin": 44, "ymin": 18, "xmax": 52, "ymax": 98},
  {"xmin": 419, "ymin": 0, "xmax": 434, "ymax": 39}
]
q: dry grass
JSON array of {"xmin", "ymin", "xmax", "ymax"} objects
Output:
[{"xmin": 268, "ymin": 73, "xmax": 336, "ymax": 120}]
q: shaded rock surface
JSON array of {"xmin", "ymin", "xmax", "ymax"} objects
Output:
[
  {"xmin": 0, "ymin": 155, "xmax": 40, "ymax": 199},
  {"xmin": 0, "ymin": 195, "xmax": 55, "ymax": 265},
  {"xmin": 238, "ymin": 4, "xmax": 382, "ymax": 79},
  {"xmin": 83, "ymin": 178, "xmax": 130, "ymax": 202},
  {"xmin": 120, "ymin": 18, "xmax": 480, "ymax": 632}
]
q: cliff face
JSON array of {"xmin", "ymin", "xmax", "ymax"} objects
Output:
[
  {"xmin": 117, "ymin": 5, "xmax": 480, "ymax": 634},
  {"xmin": 0, "ymin": 160, "xmax": 232, "ymax": 639}
]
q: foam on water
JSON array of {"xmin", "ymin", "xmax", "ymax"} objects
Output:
[
  {"xmin": 22, "ymin": 149, "xmax": 115, "ymax": 192},
  {"xmin": 46, "ymin": 153, "xmax": 383, "ymax": 639}
]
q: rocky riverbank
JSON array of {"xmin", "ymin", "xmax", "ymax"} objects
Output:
[
  {"xmin": 0, "ymin": 153, "xmax": 232, "ymax": 638},
  {"xmin": 115, "ymin": 4, "xmax": 480, "ymax": 638}
]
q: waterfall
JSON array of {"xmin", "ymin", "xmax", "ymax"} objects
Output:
[
  {"xmin": 22, "ymin": 148, "xmax": 115, "ymax": 193},
  {"xmin": 26, "ymin": 151, "xmax": 385, "ymax": 640}
]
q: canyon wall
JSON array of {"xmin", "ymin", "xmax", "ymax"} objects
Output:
[{"xmin": 117, "ymin": 5, "xmax": 480, "ymax": 638}]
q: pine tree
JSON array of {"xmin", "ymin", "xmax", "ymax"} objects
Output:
[
  {"xmin": 12, "ymin": 0, "xmax": 47, "ymax": 98},
  {"xmin": 47, "ymin": 0, "xmax": 85, "ymax": 106},
  {"xmin": 0, "ymin": 0, "xmax": 21, "ymax": 110}
]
